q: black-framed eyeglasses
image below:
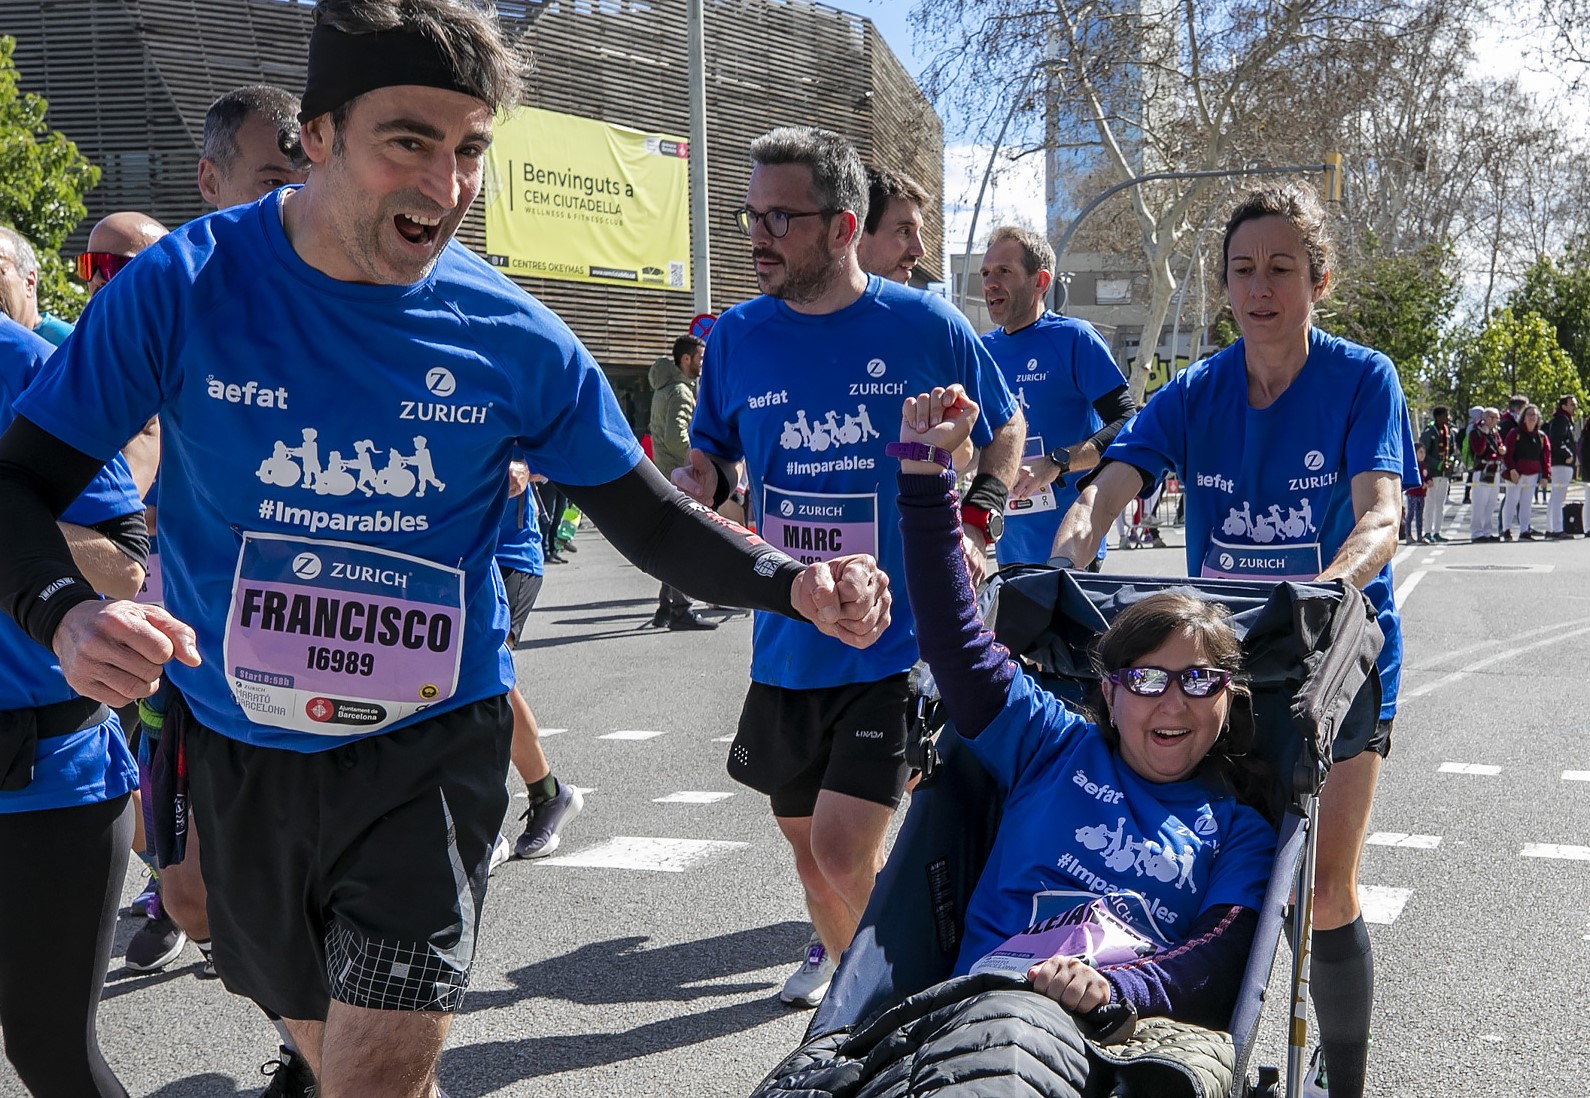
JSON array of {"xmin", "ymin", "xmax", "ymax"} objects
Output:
[
  {"xmin": 733, "ymin": 205, "xmax": 837, "ymax": 239},
  {"xmin": 1106, "ymin": 666, "xmax": 1234, "ymax": 699}
]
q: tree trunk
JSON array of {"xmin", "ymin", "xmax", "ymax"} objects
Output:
[{"xmin": 1128, "ymin": 249, "xmax": 1178, "ymax": 405}]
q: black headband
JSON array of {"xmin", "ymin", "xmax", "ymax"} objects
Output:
[{"xmin": 298, "ymin": 24, "xmax": 478, "ymax": 123}]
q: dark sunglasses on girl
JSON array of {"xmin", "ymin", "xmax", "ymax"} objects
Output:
[
  {"xmin": 1106, "ymin": 666, "xmax": 1233, "ymax": 698},
  {"xmin": 75, "ymin": 252, "xmax": 135, "ymax": 283}
]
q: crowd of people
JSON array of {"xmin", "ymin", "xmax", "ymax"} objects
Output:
[
  {"xmin": 1412, "ymin": 396, "xmax": 1584, "ymax": 544},
  {"xmin": 0, "ymin": 3, "xmax": 1453, "ymax": 1098}
]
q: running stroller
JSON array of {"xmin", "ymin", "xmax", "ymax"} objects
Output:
[{"xmin": 754, "ymin": 569, "xmax": 1383, "ymax": 1098}]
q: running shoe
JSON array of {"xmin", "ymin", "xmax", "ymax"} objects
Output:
[
  {"xmin": 514, "ymin": 781, "xmax": 584, "ymax": 859},
  {"xmin": 126, "ymin": 872, "xmax": 159, "ymax": 917},
  {"xmin": 488, "ymin": 832, "xmax": 512, "ymax": 876},
  {"xmin": 1301, "ymin": 1045, "xmax": 1328, "ymax": 1098},
  {"xmin": 259, "ymin": 1045, "xmax": 317, "ymax": 1098},
  {"xmin": 195, "ymin": 938, "xmax": 218, "ymax": 978},
  {"xmin": 126, "ymin": 912, "xmax": 188, "ymax": 972},
  {"xmin": 1521, "ymin": 530, "xmax": 1538, "ymax": 541},
  {"xmin": 779, "ymin": 934, "xmax": 835, "ymax": 1008},
  {"xmin": 667, "ymin": 609, "xmax": 719, "ymax": 631}
]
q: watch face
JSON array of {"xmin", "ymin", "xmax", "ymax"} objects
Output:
[{"xmin": 987, "ymin": 510, "xmax": 1005, "ymax": 542}]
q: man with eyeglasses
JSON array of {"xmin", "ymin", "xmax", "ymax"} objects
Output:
[{"xmin": 674, "ymin": 125, "xmax": 1023, "ymax": 1008}]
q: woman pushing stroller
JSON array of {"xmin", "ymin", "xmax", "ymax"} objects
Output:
[{"xmin": 789, "ymin": 384, "xmax": 1280, "ymax": 1092}]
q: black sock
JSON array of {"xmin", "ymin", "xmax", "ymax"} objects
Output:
[
  {"xmin": 528, "ymin": 773, "xmax": 558, "ymax": 805},
  {"xmin": 1312, "ymin": 916, "xmax": 1372, "ymax": 1098}
]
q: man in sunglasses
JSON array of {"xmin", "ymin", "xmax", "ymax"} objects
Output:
[
  {"xmin": 79, "ymin": 214, "xmax": 167, "ymax": 299},
  {"xmin": 674, "ymin": 125, "xmax": 1024, "ymax": 1009},
  {"xmin": 0, "ymin": 3, "xmax": 890, "ymax": 1093}
]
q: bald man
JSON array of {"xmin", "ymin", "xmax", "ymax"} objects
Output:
[{"xmin": 81, "ymin": 213, "xmax": 167, "ymax": 301}]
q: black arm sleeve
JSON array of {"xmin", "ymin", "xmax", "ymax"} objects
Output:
[
  {"xmin": 0, "ymin": 416, "xmax": 113, "ymax": 648},
  {"xmin": 562, "ymin": 459, "xmax": 805, "ymax": 617},
  {"xmin": 85, "ymin": 513, "xmax": 151, "ymax": 569},
  {"xmin": 1083, "ymin": 384, "xmax": 1137, "ymax": 456}
]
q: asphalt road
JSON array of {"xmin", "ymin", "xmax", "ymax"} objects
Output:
[{"xmin": 5, "ymin": 488, "xmax": 1588, "ymax": 1097}]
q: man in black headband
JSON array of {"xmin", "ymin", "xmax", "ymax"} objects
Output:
[{"xmin": 0, "ymin": 2, "xmax": 893, "ymax": 1095}]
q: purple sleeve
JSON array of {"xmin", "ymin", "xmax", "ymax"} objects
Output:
[
  {"xmin": 1100, "ymin": 904, "xmax": 1257, "ymax": 1027},
  {"xmin": 896, "ymin": 470, "xmax": 1017, "ymax": 737}
]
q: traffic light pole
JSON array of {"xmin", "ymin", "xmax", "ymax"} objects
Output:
[{"xmin": 1051, "ymin": 159, "xmax": 1338, "ymax": 310}]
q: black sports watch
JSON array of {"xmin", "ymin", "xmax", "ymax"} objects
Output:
[{"xmin": 1046, "ymin": 445, "xmax": 1072, "ymax": 473}]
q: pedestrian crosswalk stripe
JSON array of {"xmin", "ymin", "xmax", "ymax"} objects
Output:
[
  {"xmin": 1359, "ymin": 885, "xmax": 1413, "ymax": 924},
  {"xmin": 541, "ymin": 836, "xmax": 749, "ymax": 872},
  {"xmin": 1367, "ymin": 832, "xmax": 1442, "ymax": 849},
  {"xmin": 654, "ymin": 791, "xmax": 734, "ymax": 804},
  {"xmin": 1521, "ymin": 843, "xmax": 1590, "ymax": 862},
  {"xmin": 1438, "ymin": 762, "xmax": 1501, "ymax": 775},
  {"xmin": 600, "ymin": 729, "xmax": 667, "ymax": 740}
]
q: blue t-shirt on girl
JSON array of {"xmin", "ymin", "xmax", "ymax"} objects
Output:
[
  {"xmin": 982, "ymin": 312, "xmax": 1127, "ymax": 566},
  {"xmin": 692, "ymin": 276, "xmax": 1018, "ymax": 689},
  {"xmin": 0, "ymin": 317, "xmax": 141, "ymax": 813},
  {"xmin": 1104, "ymin": 327, "xmax": 1418, "ymax": 719},
  {"xmin": 955, "ymin": 673, "xmax": 1275, "ymax": 975},
  {"xmin": 495, "ymin": 454, "xmax": 544, "ymax": 578},
  {"xmin": 17, "ymin": 189, "xmax": 643, "ymax": 751}
]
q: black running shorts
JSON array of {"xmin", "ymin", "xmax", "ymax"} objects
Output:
[
  {"xmin": 1332, "ymin": 717, "xmax": 1393, "ymax": 762},
  {"xmin": 728, "ymin": 673, "xmax": 910, "ymax": 818},
  {"xmin": 182, "ymin": 693, "xmax": 512, "ymax": 1021},
  {"xmin": 499, "ymin": 565, "xmax": 543, "ymax": 647}
]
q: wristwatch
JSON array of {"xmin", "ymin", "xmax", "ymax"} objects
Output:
[
  {"xmin": 960, "ymin": 504, "xmax": 1004, "ymax": 547},
  {"xmin": 1046, "ymin": 445, "xmax": 1072, "ymax": 473},
  {"xmin": 885, "ymin": 441, "xmax": 954, "ymax": 469}
]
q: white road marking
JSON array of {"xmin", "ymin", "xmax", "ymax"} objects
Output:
[
  {"xmin": 1563, "ymin": 771, "xmax": 1590, "ymax": 782},
  {"xmin": 599, "ymin": 729, "xmax": 667, "ymax": 740},
  {"xmin": 539, "ymin": 727, "xmax": 568, "ymax": 737},
  {"xmin": 713, "ymin": 734, "xmax": 736, "ymax": 743},
  {"xmin": 572, "ymin": 786, "xmax": 597, "ymax": 796},
  {"xmin": 1438, "ymin": 762, "xmax": 1501, "ymax": 775},
  {"xmin": 653, "ymin": 791, "xmax": 734, "ymax": 804},
  {"xmin": 1395, "ymin": 569, "xmax": 1430, "ymax": 604},
  {"xmin": 1428, "ymin": 548, "xmax": 1445, "ymax": 556},
  {"xmin": 1521, "ymin": 843, "xmax": 1590, "ymax": 862},
  {"xmin": 1406, "ymin": 623, "xmax": 1590, "ymax": 698},
  {"xmin": 541, "ymin": 835, "xmax": 748, "ymax": 872},
  {"xmin": 1359, "ymin": 885, "xmax": 1413, "ymax": 924},
  {"xmin": 1367, "ymin": 832, "xmax": 1442, "ymax": 849}
]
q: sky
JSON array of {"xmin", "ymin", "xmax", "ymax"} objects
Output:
[{"xmin": 822, "ymin": 0, "xmax": 1583, "ymax": 267}]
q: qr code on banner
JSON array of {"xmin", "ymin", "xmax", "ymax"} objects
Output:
[{"xmin": 668, "ymin": 261, "xmax": 686, "ymax": 288}]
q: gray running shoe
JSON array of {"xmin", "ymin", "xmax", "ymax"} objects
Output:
[
  {"xmin": 126, "ymin": 912, "xmax": 187, "ymax": 972},
  {"xmin": 779, "ymin": 934, "xmax": 835, "ymax": 1007},
  {"xmin": 513, "ymin": 781, "xmax": 584, "ymax": 859},
  {"xmin": 259, "ymin": 1045, "xmax": 317, "ymax": 1098}
]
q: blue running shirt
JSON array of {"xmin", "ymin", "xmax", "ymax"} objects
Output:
[
  {"xmin": 1, "ymin": 317, "xmax": 141, "ymax": 812},
  {"xmin": 495, "ymin": 454, "xmax": 544, "ymax": 577},
  {"xmin": 1105, "ymin": 327, "xmax": 1418, "ymax": 718},
  {"xmin": 17, "ymin": 190, "xmax": 642, "ymax": 751},
  {"xmin": 982, "ymin": 312, "xmax": 1126, "ymax": 566},
  {"xmin": 955, "ymin": 674, "xmax": 1274, "ymax": 975},
  {"xmin": 693, "ymin": 277, "xmax": 1018, "ymax": 688}
]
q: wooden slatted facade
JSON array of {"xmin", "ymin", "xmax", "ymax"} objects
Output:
[{"xmin": 2, "ymin": 0, "xmax": 942, "ymax": 424}]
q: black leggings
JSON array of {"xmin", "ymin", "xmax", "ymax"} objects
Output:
[{"xmin": 0, "ymin": 794, "xmax": 134, "ymax": 1097}]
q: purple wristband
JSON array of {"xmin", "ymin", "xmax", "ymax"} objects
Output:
[{"xmin": 886, "ymin": 441, "xmax": 954, "ymax": 469}]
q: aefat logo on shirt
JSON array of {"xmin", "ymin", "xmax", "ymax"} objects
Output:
[
  {"xmin": 1196, "ymin": 472, "xmax": 1235, "ymax": 494},
  {"xmin": 207, "ymin": 376, "xmax": 290, "ymax": 409}
]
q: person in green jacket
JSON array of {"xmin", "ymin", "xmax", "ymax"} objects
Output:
[{"xmin": 648, "ymin": 334, "xmax": 718, "ymax": 630}]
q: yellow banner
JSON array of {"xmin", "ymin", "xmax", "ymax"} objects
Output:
[{"xmin": 483, "ymin": 107, "xmax": 691, "ymax": 292}]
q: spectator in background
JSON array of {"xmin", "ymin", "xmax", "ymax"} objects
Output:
[
  {"xmin": 1418, "ymin": 405, "xmax": 1454, "ymax": 542},
  {"xmin": 1545, "ymin": 394, "xmax": 1578, "ymax": 539},
  {"xmin": 1404, "ymin": 444, "xmax": 1427, "ymax": 544},
  {"xmin": 647, "ymin": 334, "xmax": 717, "ymax": 630},
  {"xmin": 1468, "ymin": 407, "xmax": 1505, "ymax": 543},
  {"xmin": 1502, "ymin": 403, "xmax": 1549, "ymax": 541}
]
